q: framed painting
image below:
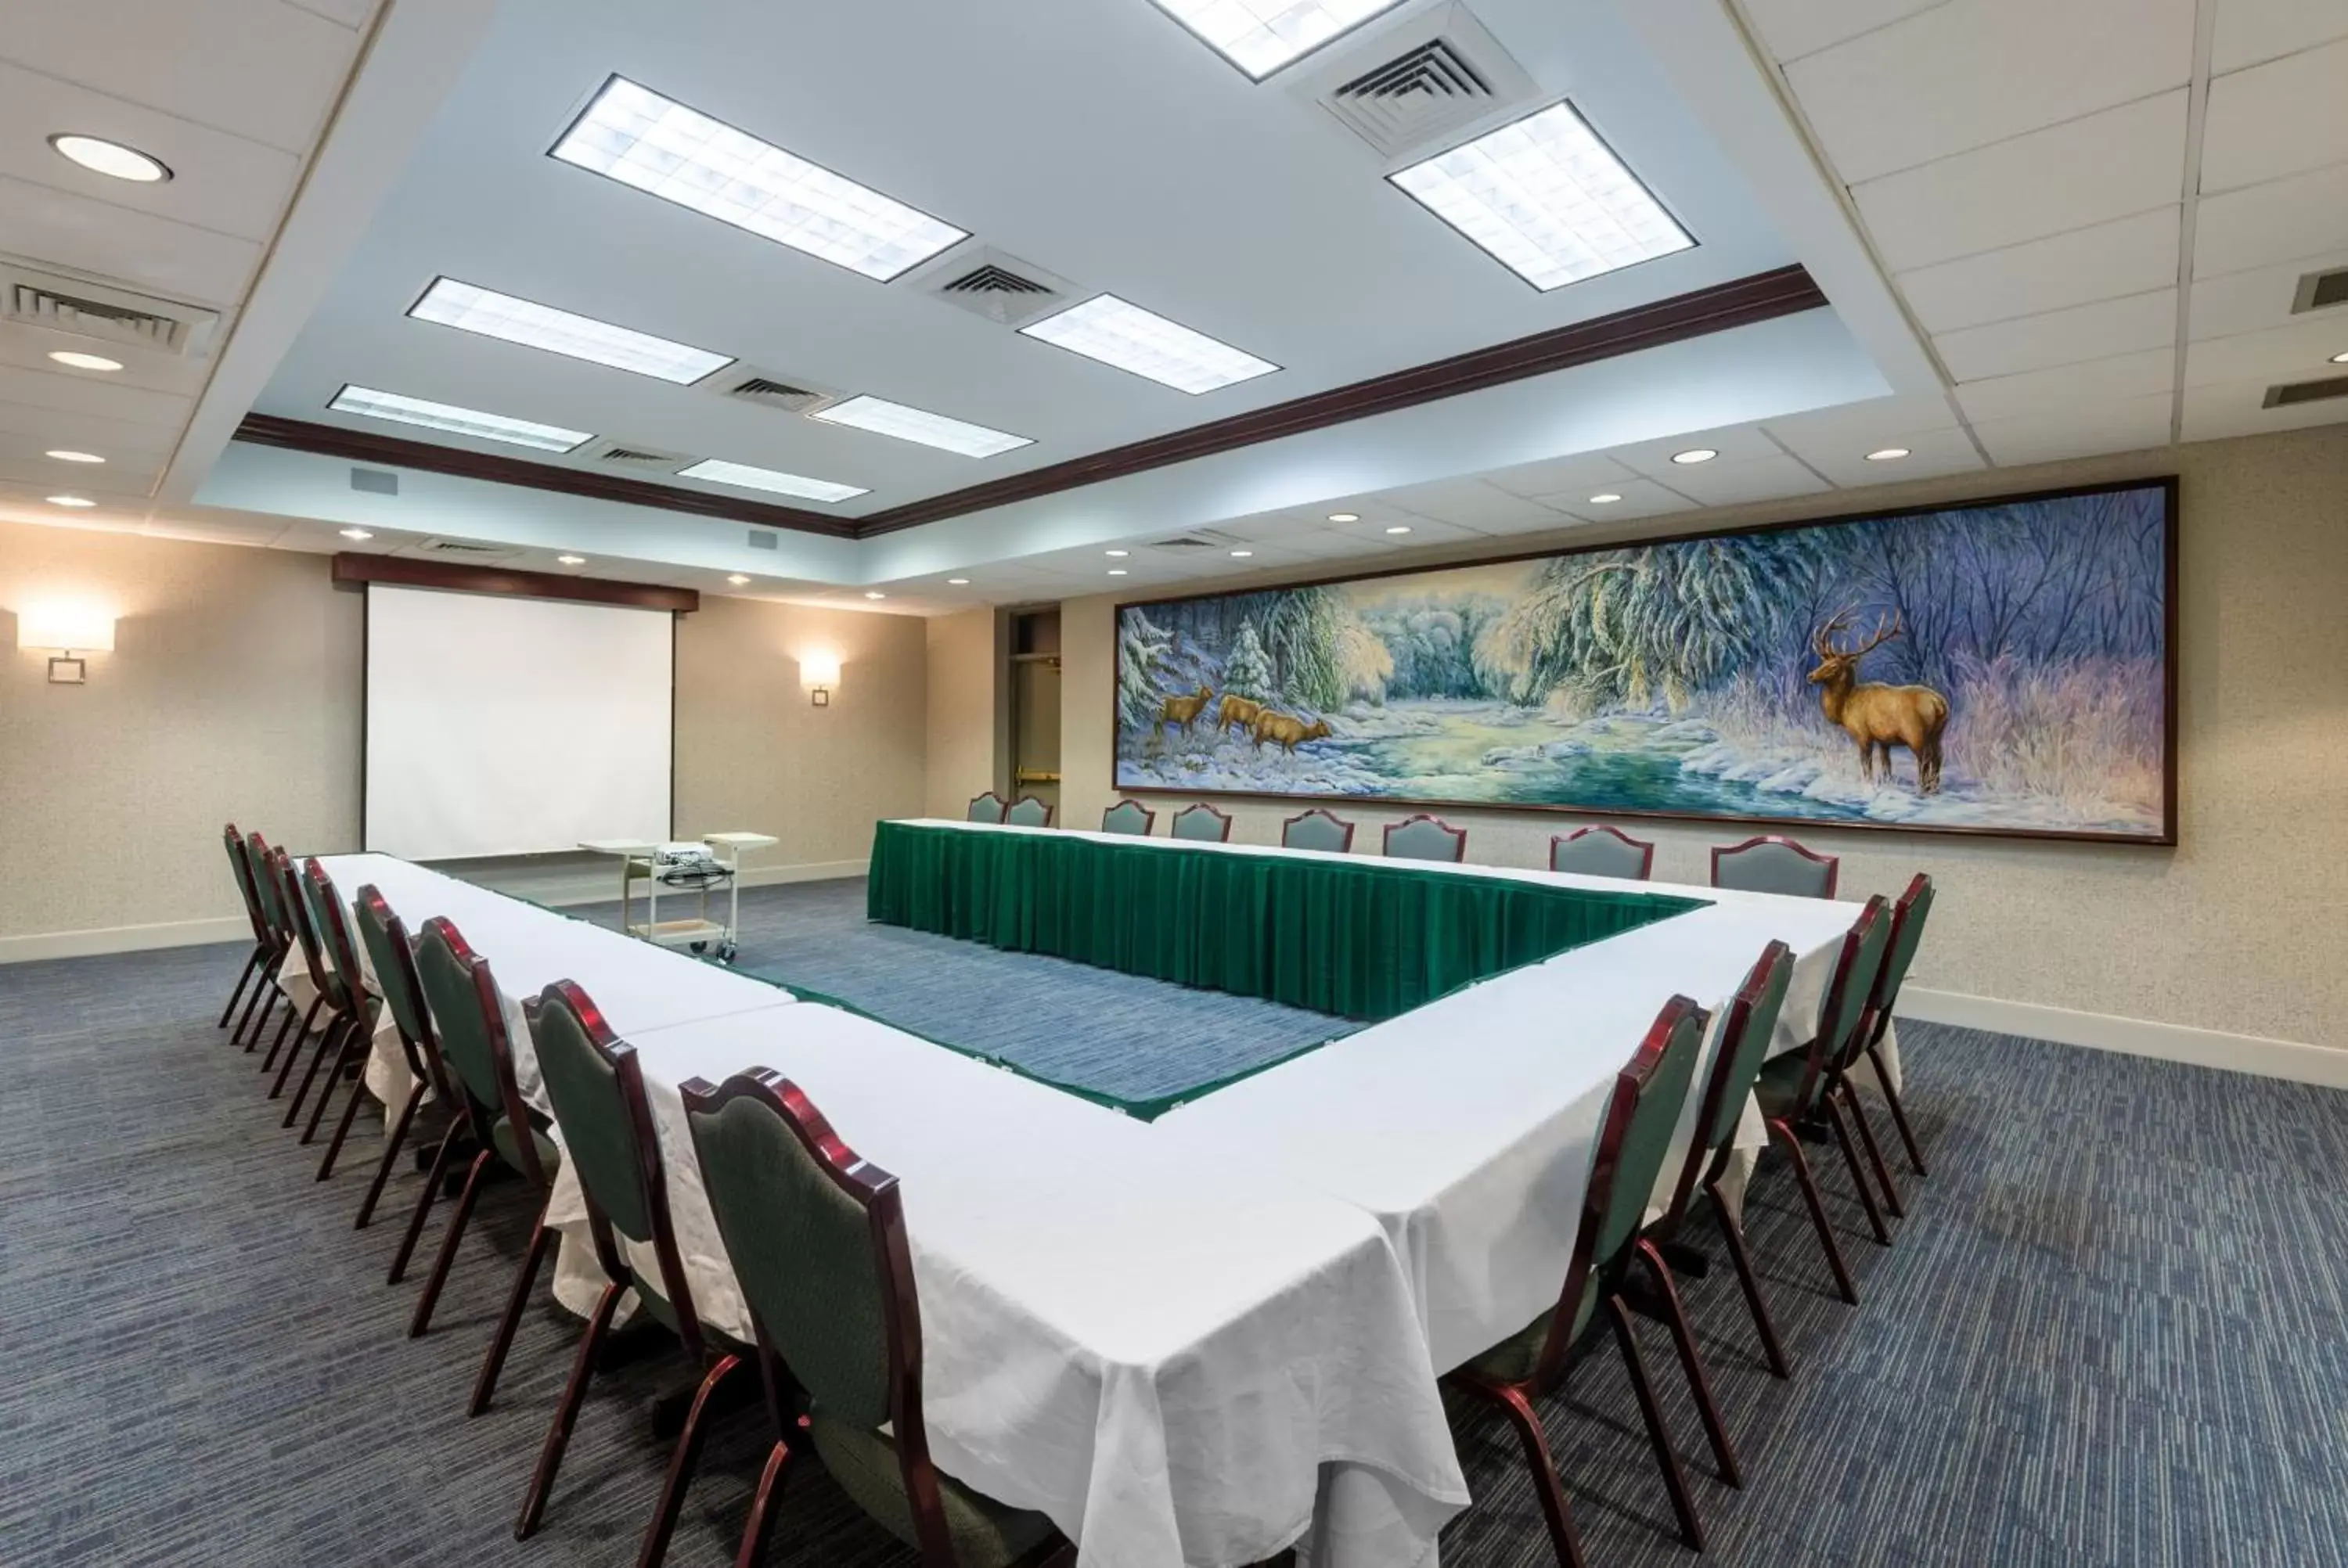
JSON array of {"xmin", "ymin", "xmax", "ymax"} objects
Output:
[{"xmin": 1112, "ymin": 477, "xmax": 2178, "ymax": 844}]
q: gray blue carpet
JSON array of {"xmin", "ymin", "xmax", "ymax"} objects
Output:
[{"xmin": 3, "ymin": 894, "xmax": 2346, "ymax": 1566}]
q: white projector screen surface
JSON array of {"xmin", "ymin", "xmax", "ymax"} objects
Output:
[{"xmin": 365, "ymin": 585, "xmax": 674, "ymax": 859}]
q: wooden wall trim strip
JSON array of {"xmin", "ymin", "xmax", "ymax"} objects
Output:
[{"xmin": 330, "ymin": 551, "xmax": 700, "ymax": 612}]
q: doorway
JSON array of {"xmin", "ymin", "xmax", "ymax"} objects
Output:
[{"xmin": 1008, "ymin": 609, "xmax": 1061, "ymax": 821}]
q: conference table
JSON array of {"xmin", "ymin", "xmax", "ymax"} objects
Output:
[{"xmin": 294, "ymin": 825, "xmax": 1894, "ymax": 1568}]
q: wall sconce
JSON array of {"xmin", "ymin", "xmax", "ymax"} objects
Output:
[
  {"xmin": 800, "ymin": 651, "xmax": 841, "ymax": 707},
  {"xmin": 17, "ymin": 602, "xmax": 117, "ymax": 684}
]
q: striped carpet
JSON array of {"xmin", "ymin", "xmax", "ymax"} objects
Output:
[{"xmin": 3, "ymin": 908, "xmax": 2344, "ymax": 1566}]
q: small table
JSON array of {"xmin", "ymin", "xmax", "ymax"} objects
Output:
[{"xmin": 578, "ymin": 832, "xmax": 778, "ymax": 963}]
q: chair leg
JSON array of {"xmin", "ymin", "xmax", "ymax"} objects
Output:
[
  {"xmin": 304, "ymin": 1029, "xmax": 369, "ymax": 1147},
  {"xmin": 1867, "ymin": 1042, "xmax": 1929, "ymax": 1176},
  {"xmin": 470, "ymin": 1203, "xmax": 556, "ymax": 1416},
  {"xmin": 1709, "ymin": 1199, "xmax": 1790, "ymax": 1379},
  {"xmin": 286, "ymin": 1016, "xmax": 350, "ymax": 1131},
  {"xmin": 1634, "ymin": 1239, "xmax": 1740, "ymax": 1488},
  {"xmin": 516, "ymin": 1280, "xmax": 624, "ymax": 1541},
  {"xmin": 409, "ymin": 1149, "xmax": 492, "ymax": 1338},
  {"xmin": 1838, "ymin": 1078, "xmax": 1904, "ymax": 1221},
  {"xmin": 220, "ymin": 946, "xmax": 264, "ymax": 1027},
  {"xmin": 388, "ymin": 1127, "xmax": 461, "ymax": 1286},
  {"xmin": 638, "ymin": 1354, "xmax": 747, "ymax": 1568},
  {"xmin": 355, "ymin": 1091, "xmax": 423, "ymax": 1230},
  {"xmin": 733, "ymin": 1440, "xmax": 795, "ymax": 1568},
  {"xmin": 317, "ymin": 1052, "xmax": 374, "ymax": 1178},
  {"xmin": 1471, "ymin": 1379, "xmax": 1587, "ymax": 1568},
  {"xmin": 1769, "ymin": 1117, "xmax": 1858, "ymax": 1306},
  {"xmin": 1822, "ymin": 1094, "xmax": 1893, "ymax": 1246},
  {"xmin": 233, "ymin": 976, "xmax": 274, "ymax": 1048},
  {"xmin": 261, "ymin": 995, "xmax": 311, "ymax": 1077},
  {"xmin": 278, "ymin": 1009, "xmax": 338, "ymax": 1116},
  {"xmin": 1606, "ymin": 1293, "xmax": 1704, "ymax": 1552}
]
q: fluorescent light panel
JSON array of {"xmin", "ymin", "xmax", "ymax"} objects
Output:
[
  {"xmin": 1391, "ymin": 101, "xmax": 1694, "ymax": 291},
  {"xmin": 1019, "ymin": 294, "xmax": 1277, "ymax": 395},
  {"xmin": 409, "ymin": 278, "xmax": 731, "ymax": 384},
  {"xmin": 677, "ymin": 459, "xmax": 868, "ymax": 504},
  {"xmin": 551, "ymin": 77, "xmax": 967, "ymax": 282},
  {"xmin": 330, "ymin": 385, "xmax": 595, "ymax": 453},
  {"xmin": 1149, "ymin": 0, "xmax": 1410, "ymax": 79},
  {"xmin": 812, "ymin": 395, "xmax": 1032, "ymax": 458}
]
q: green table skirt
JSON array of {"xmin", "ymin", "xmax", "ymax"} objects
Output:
[{"xmin": 867, "ymin": 821, "xmax": 1705, "ymax": 1023}]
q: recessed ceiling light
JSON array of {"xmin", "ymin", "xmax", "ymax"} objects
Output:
[
  {"xmin": 48, "ymin": 351, "xmax": 123, "ymax": 372},
  {"xmin": 49, "ymin": 133, "xmax": 171, "ymax": 183},
  {"xmin": 1864, "ymin": 447, "xmax": 1910, "ymax": 462},
  {"xmin": 329, "ymin": 384, "xmax": 595, "ymax": 453},
  {"xmin": 1588, "ymin": 492, "xmax": 1623, "ymax": 504},
  {"xmin": 408, "ymin": 278, "xmax": 731, "ymax": 384},
  {"xmin": 46, "ymin": 494, "xmax": 95, "ymax": 508},
  {"xmin": 1147, "ymin": 0, "xmax": 1409, "ymax": 80},
  {"xmin": 947, "ymin": 577, "xmax": 971, "ymax": 585},
  {"xmin": 1020, "ymin": 294, "xmax": 1277, "ymax": 395},
  {"xmin": 1327, "ymin": 512, "xmax": 1359, "ymax": 523},
  {"xmin": 726, "ymin": 573, "xmax": 752, "ymax": 585},
  {"xmin": 557, "ymin": 554, "xmax": 587, "ymax": 566},
  {"xmin": 45, "ymin": 450, "xmax": 104, "ymax": 464},
  {"xmin": 1105, "ymin": 549, "xmax": 1130, "ymax": 557},
  {"xmin": 1671, "ymin": 448, "xmax": 1718, "ymax": 464},
  {"xmin": 2331, "ymin": 351, "xmax": 2348, "ymax": 365},
  {"xmin": 811, "ymin": 394, "xmax": 1032, "ymax": 458},
  {"xmin": 677, "ymin": 458, "xmax": 869, "ymax": 504},
  {"xmin": 1385, "ymin": 525, "xmax": 1412, "ymax": 534},
  {"xmin": 1107, "ymin": 568, "xmax": 1129, "ymax": 576},
  {"xmin": 1230, "ymin": 548, "xmax": 1253, "ymax": 557},
  {"xmin": 339, "ymin": 527, "xmax": 374, "ymax": 541},
  {"xmin": 1390, "ymin": 101, "xmax": 1694, "ymax": 292},
  {"xmin": 864, "ymin": 591, "xmax": 887, "ymax": 599},
  {"xmin": 550, "ymin": 77, "xmax": 967, "ymax": 283}
]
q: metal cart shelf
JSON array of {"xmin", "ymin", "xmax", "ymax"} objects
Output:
[{"xmin": 578, "ymin": 832, "xmax": 778, "ymax": 964}]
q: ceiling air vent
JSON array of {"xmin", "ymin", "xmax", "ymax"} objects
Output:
[
  {"xmin": 747, "ymin": 529, "xmax": 780, "ymax": 551},
  {"xmin": 917, "ymin": 248, "xmax": 1075, "ymax": 328},
  {"xmin": 1307, "ymin": 3, "xmax": 1539, "ymax": 160},
  {"xmin": 413, "ymin": 538, "xmax": 520, "ymax": 559},
  {"xmin": 714, "ymin": 367, "xmax": 840, "ymax": 415},
  {"xmin": 350, "ymin": 467, "xmax": 398, "ymax": 496},
  {"xmin": 591, "ymin": 442, "xmax": 685, "ymax": 469},
  {"xmin": 2262, "ymin": 375, "xmax": 2348, "ymax": 408},
  {"xmin": 1151, "ymin": 528, "xmax": 1244, "ymax": 550},
  {"xmin": 0, "ymin": 261, "xmax": 222, "ymax": 357},
  {"xmin": 2290, "ymin": 266, "xmax": 2348, "ymax": 314}
]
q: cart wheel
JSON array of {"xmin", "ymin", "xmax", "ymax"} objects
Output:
[
  {"xmin": 690, "ymin": 940, "xmax": 708, "ymax": 954},
  {"xmin": 718, "ymin": 943, "xmax": 738, "ymax": 965}
]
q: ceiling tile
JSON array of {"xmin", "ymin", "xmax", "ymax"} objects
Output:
[
  {"xmin": 2188, "ymin": 246, "xmax": 2348, "ymax": 338},
  {"xmin": 1607, "ymin": 424, "xmax": 1785, "ymax": 479},
  {"xmin": 0, "ymin": 173, "xmax": 262, "ymax": 307},
  {"xmin": 2212, "ymin": 0, "xmax": 2348, "ymax": 75},
  {"xmin": 1479, "ymin": 450, "xmax": 1640, "ymax": 500},
  {"xmin": 2179, "ymin": 373, "xmax": 2348, "ymax": 440},
  {"xmin": 1787, "ymin": 0, "xmax": 2193, "ymax": 185},
  {"xmin": 0, "ymin": 450, "xmax": 158, "ymax": 496},
  {"xmin": 1853, "ymin": 92, "xmax": 2188, "ymax": 271},
  {"xmin": 1328, "ymin": 515, "xmax": 1489, "ymax": 548},
  {"xmin": 1896, "ymin": 207, "xmax": 2181, "ymax": 333},
  {"xmin": 142, "ymin": 512, "xmax": 289, "ymax": 547},
  {"xmin": 1950, "ymin": 347, "xmax": 2177, "ymax": 421},
  {"xmin": 1778, "ymin": 424, "xmax": 1986, "ymax": 487},
  {"xmin": 0, "ymin": 398, "xmax": 178, "ymax": 458},
  {"xmin": 283, "ymin": 0, "xmax": 378, "ymax": 26},
  {"xmin": 2182, "ymin": 315, "xmax": 2348, "ymax": 386},
  {"xmin": 1536, "ymin": 477, "xmax": 1698, "ymax": 523},
  {"xmin": 2192, "ymin": 160, "xmax": 2348, "ymax": 276},
  {"xmin": 1741, "ymin": 0, "xmax": 1951, "ymax": 63},
  {"xmin": 1764, "ymin": 396, "xmax": 1969, "ymax": 467},
  {"xmin": 1969, "ymin": 392, "xmax": 2174, "ymax": 464},
  {"xmin": 1377, "ymin": 478, "xmax": 1568, "ymax": 531},
  {"xmin": 2198, "ymin": 38, "xmax": 2348, "ymax": 193},
  {"xmin": 1646, "ymin": 451, "xmax": 1834, "ymax": 507},
  {"xmin": 1935, "ymin": 288, "xmax": 2177, "ymax": 381},
  {"xmin": 0, "ymin": 365, "xmax": 193, "ymax": 430}
]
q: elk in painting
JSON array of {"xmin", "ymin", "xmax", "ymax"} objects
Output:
[
  {"xmin": 1158, "ymin": 685, "xmax": 1215, "ymax": 739},
  {"xmin": 1808, "ymin": 610, "xmax": 1949, "ymax": 793},
  {"xmin": 1251, "ymin": 712, "xmax": 1334, "ymax": 753}
]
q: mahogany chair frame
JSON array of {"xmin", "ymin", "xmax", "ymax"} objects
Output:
[
  {"xmin": 348, "ymin": 886, "xmax": 459, "ymax": 1232},
  {"xmin": 1100, "ymin": 799, "xmax": 1157, "ymax": 835},
  {"xmin": 1709, "ymin": 834, "xmax": 1839, "ymax": 898},
  {"xmin": 1280, "ymin": 806, "xmax": 1356, "ymax": 853},
  {"xmin": 1857, "ymin": 873, "xmax": 1933, "ymax": 1178},
  {"xmin": 1383, "ymin": 811, "xmax": 1468, "ymax": 863},
  {"xmin": 1170, "ymin": 802, "xmax": 1233, "ymax": 843},
  {"xmin": 682, "ymin": 1069, "xmax": 1077, "ymax": 1568},
  {"xmin": 965, "ymin": 792, "xmax": 1008, "ymax": 824},
  {"xmin": 1007, "ymin": 793, "xmax": 1054, "ymax": 828},
  {"xmin": 217, "ymin": 822, "xmax": 275, "ymax": 1035},
  {"xmin": 1444, "ymin": 996, "xmax": 1738, "ymax": 1566},
  {"xmin": 1549, "ymin": 824, "xmax": 1655, "ymax": 880}
]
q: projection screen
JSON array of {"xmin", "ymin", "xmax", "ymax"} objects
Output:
[{"xmin": 364, "ymin": 585, "xmax": 674, "ymax": 859}]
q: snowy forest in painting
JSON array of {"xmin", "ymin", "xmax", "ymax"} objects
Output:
[{"xmin": 1114, "ymin": 483, "xmax": 2173, "ymax": 839}]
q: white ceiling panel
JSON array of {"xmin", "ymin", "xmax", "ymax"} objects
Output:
[
  {"xmin": 1538, "ymin": 477, "xmax": 1698, "ymax": 523},
  {"xmin": 1970, "ymin": 391, "xmax": 2174, "ymax": 465},
  {"xmin": 2192, "ymin": 161, "xmax": 2348, "ymax": 277},
  {"xmin": 0, "ymin": 397, "xmax": 180, "ymax": 458},
  {"xmin": 1774, "ymin": 423, "xmax": 1985, "ymax": 487},
  {"xmin": 2179, "ymin": 373, "xmax": 2348, "ymax": 441},
  {"xmin": 0, "ymin": 174, "xmax": 262, "ymax": 307},
  {"xmin": 1377, "ymin": 478, "xmax": 1569, "ymax": 531},
  {"xmin": 2188, "ymin": 248, "xmax": 2348, "ymax": 339},
  {"xmin": 1896, "ymin": 207, "xmax": 2181, "ymax": 333},
  {"xmin": 0, "ymin": 333, "xmax": 214, "ymax": 401},
  {"xmin": 283, "ymin": 0, "xmax": 379, "ymax": 26},
  {"xmin": 6, "ymin": 0, "xmax": 364, "ymax": 155},
  {"xmin": 1786, "ymin": 0, "xmax": 2193, "ymax": 185},
  {"xmin": 1479, "ymin": 449, "xmax": 1641, "ymax": 501},
  {"xmin": 141, "ymin": 511, "xmax": 294, "ymax": 547},
  {"xmin": 2198, "ymin": 38, "xmax": 2348, "ymax": 193},
  {"xmin": 2211, "ymin": 0, "xmax": 2348, "ymax": 74},
  {"xmin": 1761, "ymin": 391, "xmax": 1964, "ymax": 460},
  {"xmin": 1327, "ymin": 513, "xmax": 1493, "ymax": 549},
  {"xmin": 1607, "ymin": 423, "xmax": 1785, "ymax": 478},
  {"xmin": 0, "ymin": 444, "xmax": 162, "ymax": 494},
  {"xmin": 1741, "ymin": 0, "xmax": 1951, "ymax": 64},
  {"xmin": 1642, "ymin": 450, "xmax": 1831, "ymax": 506},
  {"xmin": 2183, "ymin": 316, "xmax": 2348, "ymax": 386},
  {"xmin": 0, "ymin": 365, "xmax": 193, "ymax": 430},
  {"xmin": 1950, "ymin": 347, "xmax": 2177, "ymax": 421},
  {"xmin": 1934, "ymin": 287, "xmax": 2177, "ymax": 382},
  {"xmin": 1853, "ymin": 92, "xmax": 2189, "ymax": 271}
]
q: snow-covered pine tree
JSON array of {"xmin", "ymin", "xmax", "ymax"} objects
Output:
[{"xmin": 1221, "ymin": 620, "xmax": 1275, "ymax": 703}]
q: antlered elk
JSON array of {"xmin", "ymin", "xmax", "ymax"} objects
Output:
[{"xmin": 1807, "ymin": 610, "xmax": 1949, "ymax": 793}]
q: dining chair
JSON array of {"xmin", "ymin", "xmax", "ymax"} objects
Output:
[
  {"xmin": 1384, "ymin": 813, "xmax": 1467, "ymax": 863},
  {"xmin": 1170, "ymin": 803, "xmax": 1233, "ymax": 843},
  {"xmin": 965, "ymin": 793, "xmax": 1008, "ymax": 824},
  {"xmin": 349, "ymin": 886, "xmax": 459, "ymax": 1232},
  {"xmin": 230, "ymin": 829, "xmax": 294, "ymax": 1051},
  {"xmin": 1100, "ymin": 799, "xmax": 1155, "ymax": 836},
  {"xmin": 1005, "ymin": 795, "xmax": 1053, "ymax": 828},
  {"xmin": 217, "ymin": 822, "xmax": 274, "ymax": 1035},
  {"xmin": 1549, "ymin": 825, "xmax": 1655, "ymax": 880},
  {"xmin": 1748, "ymin": 897, "xmax": 1895, "ymax": 1301},
  {"xmin": 1710, "ymin": 834, "xmax": 1838, "ymax": 897},
  {"xmin": 1280, "ymin": 807, "xmax": 1355, "ymax": 854},
  {"xmin": 269, "ymin": 851, "xmax": 352, "ymax": 1121},
  {"xmin": 683, "ymin": 1068, "xmax": 1078, "ymax": 1568},
  {"xmin": 1655, "ymin": 941, "xmax": 1796, "ymax": 1378},
  {"xmin": 1446, "ymin": 994, "xmax": 1739, "ymax": 1565},
  {"xmin": 300, "ymin": 858, "xmax": 391, "ymax": 1173},
  {"xmin": 1856, "ymin": 873, "xmax": 1936, "ymax": 1178},
  {"xmin": 517, "ymin": 980, "xmax": 743, "ymax": 1568}
]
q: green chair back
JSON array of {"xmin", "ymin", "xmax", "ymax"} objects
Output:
[
  {"xmin": 222, "ymin": 824, "xmax": 268, "ymax": 943},
  {"xmin": 355, "ymin": 886, "xmax": 431, "ymax": 1057},
  {"xmin": 1711, "ymin": 835, "xmax": 1838, "ymax": 897},
  {"xmin": 1100, "ymin": 800, "xmax": 1154, "ymax": 836},
  {"xmin": 966, "ymin": 793, "xmax": 1007, "ymax": 824},
  {"xmin": 1005, "ymin": 795, "xmax": 1051, "ymax": 828},
  {"xmin": 245, "ymin": 833, "xmax": 286, "ymax": 943},
  {"xmin": 277, "ymin": 851, "xmax": 333, "ymax": 1000},
  {"xmin": 1700, "ymin": 944, "xmax": 1793, "ymax": 1156},
  {"xmin": 1280, "ymin": 807, "xmax": 1353, "ymax": 854},
  {"xmin": 415, "ymin": 919, "xmax": 513, "ymax": 1119},
  {"xmin": 299, "ymin": 859, "xmax": 361, "ymax": 1013},
  {"xmin": 1822, "ymin": 897, "xmax": 1892, "ymax": 1074},
  {"xmin": 1592, "ymin": 996, "xmax": 1707, "ymax": 1264},
  {"xmin": 1171, "ymin": 804, "xmax": 1231, "ymax": 843},
  {"xmin": 1869, "ymin": 874, "xmax": 1934, "ymax": 1032},
  {"xmin": 1385, "ymin": 814, "xmax": 1466, "ymax": 863},
  {"xmin": 1550, "ymin": 825, "xmax": 1653, "ymax": 880}
]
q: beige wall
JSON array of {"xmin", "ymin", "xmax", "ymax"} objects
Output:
[
  {"xmin": 924, "ymin": 606, "xmax": 1001, "ymax": 817},
  {"xmin": 0, "ymin": 520, "xmax": 930, "ymax": 953},
  {"xmin": 1056, "ymin": 427, "xmax": 2348, "ymax": 1056}
]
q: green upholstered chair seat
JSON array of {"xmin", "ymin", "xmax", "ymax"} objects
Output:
[
  {"xmin": 1751, "ymin": 1052, "xmax": 1813, "ymax": 1120},
  {"xmin": 1463, "ymin": 1291, "xmax": 1598, "ymax": 1385},
  {"xmin": 808, "ymin": 1408, "xmax": 1056, "ymax": 1568}
]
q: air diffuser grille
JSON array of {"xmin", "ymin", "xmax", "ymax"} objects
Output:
[
  {"xmin": 0, "ymin": 264, "xmax": 221, "ymax": 356},
  {"xmin": 920, "ymin": 248, "xmax": 1075, "ymax": 327},
  {"xmin": 2263, "ymin": 375, "xmax": 2348, "ymax": 408},
  {"xmin": 1313, "ymin": 6, "xmax": 1537, "ymax": 159}
]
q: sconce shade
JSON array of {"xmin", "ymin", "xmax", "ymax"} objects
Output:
[
  {"xmin": 18, "ymin": 602, "xmax": 116, "ymax": 652},
  {"xmin": 799, "ymin": 652, "xmax": 841, "ymax": 689}
]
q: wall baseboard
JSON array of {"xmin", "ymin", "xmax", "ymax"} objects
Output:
[
  {"xmin": 0, "ymin": 915, "xmax": 254, "ymax": 965},
  {"xmin": 1898, "ymin": 987, "xmax": 2346, "ymax": 1090}
]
